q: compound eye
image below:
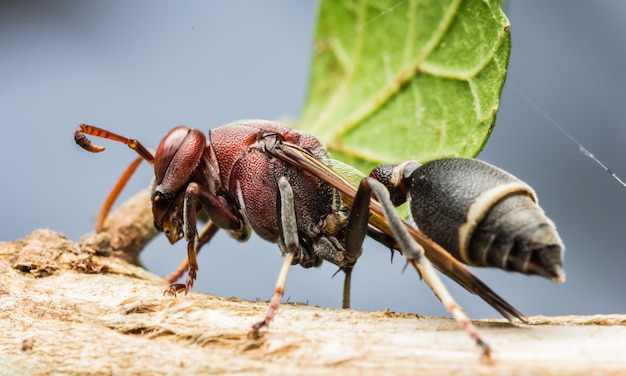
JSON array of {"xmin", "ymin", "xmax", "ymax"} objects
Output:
[{"xmin": 153, "ymin": 127, "xmax": 206, "ymax": 194}]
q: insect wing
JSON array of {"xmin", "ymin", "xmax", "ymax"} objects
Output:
[{"xmin": 274, "ymin": 142, "xmax": 525, "ymax": 321}]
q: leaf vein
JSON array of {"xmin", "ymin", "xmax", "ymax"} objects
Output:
[{"xmin": 327, "ymin": 0, "xmax": 463, "ymax": 142}]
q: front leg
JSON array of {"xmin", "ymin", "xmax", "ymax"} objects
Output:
[
  {"xmin": 166, "ymin": 182, "xmax": 249, "ymax": 295},
  {"xmin": 165, "ymin": 220, "xmax": 220, "ymax": 286}
]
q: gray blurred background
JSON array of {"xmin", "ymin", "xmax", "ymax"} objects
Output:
[{"xmin": 1, "ymin": 1, "xmax": 624, "ymax": 319}]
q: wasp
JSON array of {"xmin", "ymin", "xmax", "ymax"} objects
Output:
[{"xmin": 75, "ymin": 120, "xmax": 564, "ymax": 358}]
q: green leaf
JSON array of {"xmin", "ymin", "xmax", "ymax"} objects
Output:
[{"xmin": 297, "ymin": 0, "xmax": 511, "ymax": 174}]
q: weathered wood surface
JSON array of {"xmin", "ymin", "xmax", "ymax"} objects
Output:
[
  {"xmin": 1, "ymin": 190, "xmax": 624, "ymax": 375},
  {"xmin": 1, "ymin": 229, "xmax": 625, "ymax": 375}
]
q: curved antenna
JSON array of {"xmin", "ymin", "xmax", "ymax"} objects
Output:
[
  {"xmin": 74, "ymin": 124, "xmax": 155, "ymax": 232},
  {"xmin": 74, "ymin": 124, "xmax": 155, "ymax": 163}
]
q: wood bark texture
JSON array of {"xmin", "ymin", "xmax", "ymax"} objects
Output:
[{"xmin": 1, "ymin": 190, "xmax": 624, "ymax": 375}]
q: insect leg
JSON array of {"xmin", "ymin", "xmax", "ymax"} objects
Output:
[
  {"xmin": 341, "ymin": 268, "xmax": 352, "ymax": 309},
  {"xmin": 249, "ymin": 177, "xmax": 298, "ymax": 339},
  {"xmin": 163, "ymin": 182, "xmax": 247, "ymax": 295},
  {"xmin": 164, "ymin": 220, "xmax": 220, "ymax": 284},
  {"xmin": 355, "ymin": 177, "xmax": 492, "ymax": 358},
  {"xmin": 334, "ymin": 175, "xmax": 378, "ymax": 309}
]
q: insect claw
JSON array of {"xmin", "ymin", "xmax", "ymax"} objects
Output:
[
  {"xmin": 479, "ymin": 342, "xmax": 493, "ymax": 363},
  {"xmin": 185, "ymin": 268, "xmax": 197, "ymax": 293},
  {"xmin": 248, "ymin": 320, "xmax": 267, "ymax": 340},
  {"xmin": 162, "ymin": 286, "xmax": 175, "ymax": 297},
  {"xmin": 163, "ymin": 283, "xmax": 186, "ymax": 296}
]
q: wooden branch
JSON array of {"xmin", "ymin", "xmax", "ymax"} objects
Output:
[
  {"xmin": 77, "ymin": 188, "xmax": 158, "ymax": 266},
  {"xmin": 1, "ymin": 191, "xmax": 625, "ymax": 374}
]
